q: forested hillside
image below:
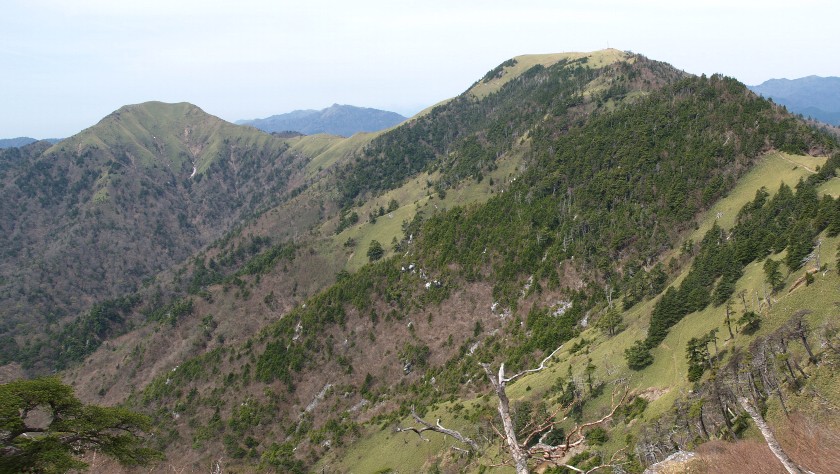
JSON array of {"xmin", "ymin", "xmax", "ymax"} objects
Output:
[
  {"xmin": 337, "ymin": 54, "xmax": 683, "ymax": 205},
  {"xmin": 3, "ymin": 50, "xmax": 839, "ymax": 473},
  {"xmin": 0, "ymin": 103, "xmax": 314, "ymax": 372}
]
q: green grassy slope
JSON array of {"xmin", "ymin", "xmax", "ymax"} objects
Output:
[
  {"xmin": 290, "ymin": 132, "xmax": 380, "ymax": 177},
  {"xmin": 316, "ymin": 50, "xmax": 661, "ymax": 274},
  {"xmin": 50, "ymin": 101, "xmax": 280, "ymax": 175},
  {"xmin": 686, "ymin": 151, "xmax": 825, "ymax": 255},
  {"xmin": 328, "ymin": 138, "xmax": 529, "ymax": 272},
  {"xmin": 469, "ymin": 49, "xmax": 630, "ymax": 99},
  {"xmin": 303, "ymin": 72, "xmax": 840, "ymax": 473},
  {"xmin": 329, "ymin": 149, "xmax": 840, "ymax": 472}
]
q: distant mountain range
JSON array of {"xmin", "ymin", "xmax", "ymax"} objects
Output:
[
  {"xmin": 749, "ymin": 76, "xmax": 840, "ymax": 125},
  {"xmin": 237, "ymin": 103, "xmax": 406, "ymax": 136},
  {"xmin": 0, "ymin": 137, "xmax": 61, "ymax": 149}
]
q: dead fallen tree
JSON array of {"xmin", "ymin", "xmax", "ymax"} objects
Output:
[
  {"xmin": 737, "ymin": 397, "xmax": 815, "ymax": 474},
  {"xmin": 398, "ymin": 345, "xmax": 629, "ymax": 474}
]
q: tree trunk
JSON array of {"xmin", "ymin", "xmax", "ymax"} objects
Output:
[
  {"xmin": 497, "ymin": 389, "xmax": 529, "ymax": 473},
  {"xmin": 775, "ymin": 385, "xmax": 789, "ymax": 417},
  {"xmin": 760, "ymin": 344, "xmax": 789, "ymax": 416},
  {"xmin": 487, "ymin": 363, "xmax": 530, "ymax": 474},
  {"xmin": 799, "ymin": 329, "xmax": 817, "ymax": 365},
  {"xmin": 747, "ymin": 370, "xmax": 763, "ymax": 409},
  {"xmin": 778, "ymin": 338, "xmax": 798, "ymax": 383},
  {"xmin": 790, "ymin": 355, "xmax": 807, "ymax": 380},
  {"xmin": 738, "ymin": 397, "xmax": 812, "ymax": 474},
  {"xmin": 716, "ymin": 392, "xmax": 732, "ymax": 432},
  {"xmin": 711, "ymin": 377, "xmax": 733, "ymax": 433},
  {"xmin": 725, "ymin": 303, "xmax": 735, "ymax": 339},
  {"xmin": 697, "ymin": 403, "xmax": 709, "ymax": 439}
]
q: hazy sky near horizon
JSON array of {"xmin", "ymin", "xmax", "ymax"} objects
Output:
[{"xmin": 3, "ymin": 0, "xmax": 839, "ymax": 138}]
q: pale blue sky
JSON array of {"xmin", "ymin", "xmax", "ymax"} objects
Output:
[{"xmin": 2, "ymin": 0, "xmax": 838, "ymax": 138}]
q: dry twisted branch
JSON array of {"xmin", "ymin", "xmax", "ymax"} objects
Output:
[{"xmin": 396, "ymin": 407, "xmax": 480, "ymax": 452}]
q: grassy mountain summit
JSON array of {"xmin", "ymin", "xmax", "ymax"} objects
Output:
[
  {"xmin": 3, "ymin": 51, "xmax": 840, "ymax": 473},
  {"xmin": 467, "ymin": 48, "xmax": 631, "ymax": 98},
  {"xmin": 62, "ymin": 101, "xmax": 280, "ymax": 175}
]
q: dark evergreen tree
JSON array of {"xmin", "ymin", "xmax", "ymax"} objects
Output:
[
  {"xmin": 625, "ymin": 340, "xmax": 654, "ymax": 370},
  {"xmin": 836, "ymin": 241, "xmax": 840, "ymax": 275},
  {"xmin": 827, "ymin": 199, "xmax": 840, "ymax": 237},
  {"xmin": 597, "ymin": 307, "xmax": 624, "ymax": 336},
  {"xmin": 367, "ymin": 240, "xmax": 385, "ymax": 261},
  {"xmin": 686, "ymin": 337, "xmax": 710, "ymax": 382},
  {"xmin": 763, "ymin": 258, "xmax": 784, "ymax": 293},
  {"xmin": 647, "ymin": 263, "xmax": 668, "ymax": 296},
  {"xmin": 785, "ymin": 220, "xmax": 815, "ymax": 271},
  {"xmin": 738, "ymin": 310, "xmax": 761, "ymax": 334}
]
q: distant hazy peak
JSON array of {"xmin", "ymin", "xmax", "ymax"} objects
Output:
[
  {"xmin": 749, "ymin": 76, "xmax": 840, "ymax": 125},
  {"xmin": 0, "ymin": 137, "xmax": 61, "ymax": 149},
  {"xmin": 752, "ymin": 75, "xmax": 840, "ymax": 84},
  {"xmin": 237, "ymin": 104, "xmax": 407, "ymax": 137},
  {"xmin": 0, "ymin": 137, "xmax": 38, "ymax": 149}
]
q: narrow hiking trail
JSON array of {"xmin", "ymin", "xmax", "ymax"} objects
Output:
[{"xmin": 777, "ymin": 153, "xmax": 818, "ymax": 174}]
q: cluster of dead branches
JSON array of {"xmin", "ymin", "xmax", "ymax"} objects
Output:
[
  {"xmin": 638, "ymin": 309, "xmax": 838, "ymax": 472},
  {"xmin": 398, "ymin": 345, "xmax": 630, "ymax": 474},
  {"xmin": 399, "ymin": 308, "xmax": 840, "ymax": 473}
]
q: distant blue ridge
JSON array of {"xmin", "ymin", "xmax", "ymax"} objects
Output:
[
  {"xmin": 749, "ymin": 76, "xmax": 840, "ymax": 126},
  {"xmin": 0, "ymin": 137, "xmax": 62, "ymax": 149},
  {"xmin": 237, "ymin": 104, "xmax": 407, "ymax": 137}
]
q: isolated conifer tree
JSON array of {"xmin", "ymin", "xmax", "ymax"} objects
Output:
[
  {"xmin": 763, "ymin": 258, "xmax": 784, "ymax": 293},
  {"xmin": 597, "ymin": 307, "xmax": 624, "ymax": 336},
  {"xmin": 625, "ymin": 340, "xmax": 654, "ymax": 370},
  {"xmin": 367, "ymin": 240, "xmax": 384, "ymax": 261}
]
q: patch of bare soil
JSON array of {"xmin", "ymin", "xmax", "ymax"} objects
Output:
[
  {"xmin": 637, "ymin": 386, "xmax": 669, "ymax": 402},
  {"xmin": 643, "ymin": 450, "xmax": 699, "ymax": 474}
]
